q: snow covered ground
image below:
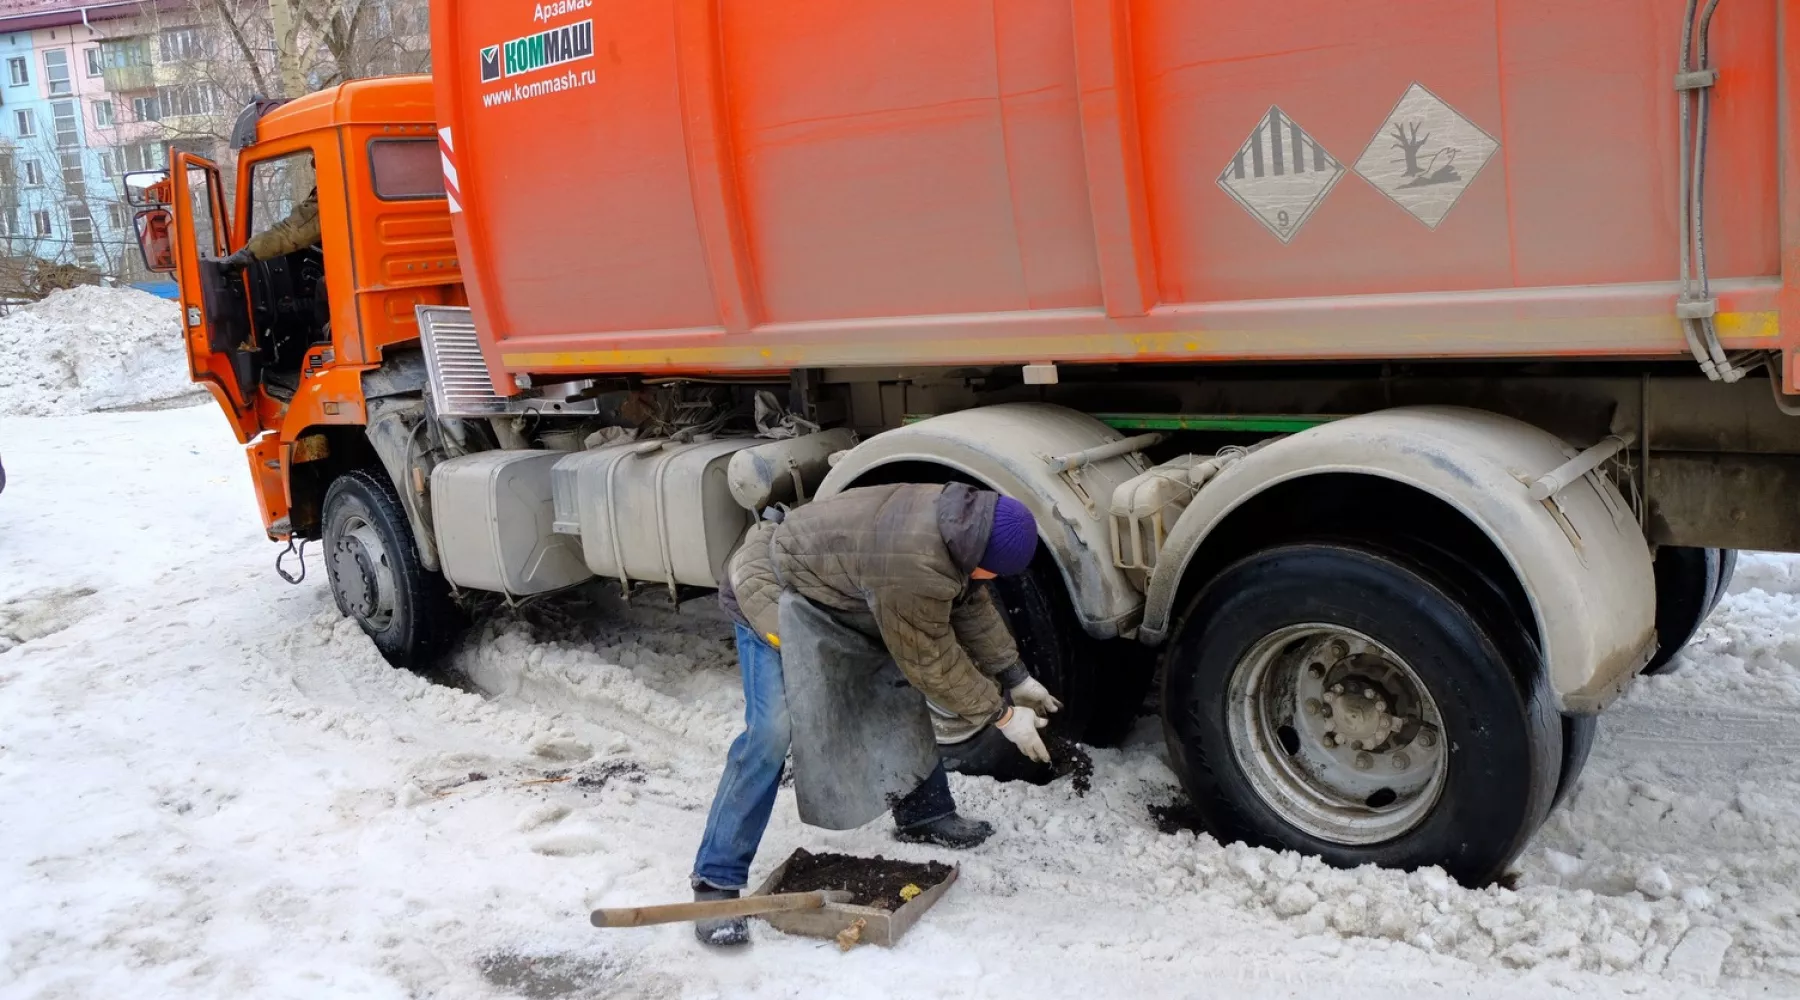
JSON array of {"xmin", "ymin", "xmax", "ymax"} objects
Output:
[{"xmin": 5, "ymin": 403, "xmax": 1800, "ymax": 999}]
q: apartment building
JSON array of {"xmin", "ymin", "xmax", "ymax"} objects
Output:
[
  {"xmin": 0, "ymin": 0, "xmax": 429, "ymax": 284},
  {"xmin": 0, "ymin": 1, "xmax": 225, "ymax": 281}
]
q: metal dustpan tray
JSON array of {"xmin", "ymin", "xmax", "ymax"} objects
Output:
[{"xmin": 749, "ymin": 850, "xmax": 958, "ymax": 947}]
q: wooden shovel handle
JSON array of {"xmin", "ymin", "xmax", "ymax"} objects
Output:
[{"xmin": 590, "ymin": 890, "xmax": 851, "ymax": 928}]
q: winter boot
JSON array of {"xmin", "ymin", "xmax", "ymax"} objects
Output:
[
  {"xmin": 691, "ymin": 880, "xmax": 750, "ymax": 947},
  {"xmin": 895, "ymin": 812, "xmax": 994, "ymax": 849}
]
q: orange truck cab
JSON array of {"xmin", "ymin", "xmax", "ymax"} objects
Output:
[
  {"xmin": 131, "ymin": 77, "xmax": 460, "ymax": 542},
  {"xmin": 132, "ymin": 2, "xmax": 1800, "ymax": 887}
]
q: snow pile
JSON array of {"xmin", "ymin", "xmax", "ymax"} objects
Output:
[{"xmin": 0, "ymin": 286, "xmax": 190, "ymax": 416}]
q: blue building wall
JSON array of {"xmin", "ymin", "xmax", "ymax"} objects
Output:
[{"xmin": 0, "ymin": 28, "xmax": 53, "ymax": 261}]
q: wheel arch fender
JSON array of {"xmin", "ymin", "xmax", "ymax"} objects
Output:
[
  {"xmin": 817, "ymin": 403, "xmax": 1146, "ymax": 638},
  {"xmin": 1141, "ymin": 406, "xmax": 1655, "ymax": 713}
]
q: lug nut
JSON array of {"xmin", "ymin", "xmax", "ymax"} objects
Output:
[
  {"xmin": 1375, "ymin": 700, "xmax": 1387, "ymax": 713},
  {"xmin": 1308, "ymin": 662, "xmax": 1326, "ymax": 679},
  {"xmin": 1363, "ymin": 688, "xmax": 1376, "ymax": 700},
  {"xmin": 1319, "ymin": 703, "xmax": 1332, "ymax": 719},
  {"xmin": 1304, "ymin": 699, "xmax": 1321, "ymax": 717},
  {"xmin": 1322, "ymin": 732, "xmax": 1337, "ymax": 747},
  {"xmin": 1354, "ymin": 752, "xmax": 1373, "ymax": 770},
  {"xmin": 1392, "ymin": 753, "xmax": 1410, "ymax": 770},
  {"xmin": 1331, "ymin": 683, "xmax": 1345, "ymax": 695},
  {"xmin": 1329, "ymin": 640, "xmax": 1349, "ymax": 660},
  {"xmin": 1419, "ymin": 730, "xmax": 1437, "ymax": 748}
]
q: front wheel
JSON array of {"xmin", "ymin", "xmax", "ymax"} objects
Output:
[
  {"xmin": 1163, "ymin": 543, "xmax": 1561, "ymax": 887},
  {"xmin": 322, "ymin": 468, "xmax": 460, "ymax": 670}
]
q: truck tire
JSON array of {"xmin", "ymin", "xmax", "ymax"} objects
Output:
[
  {"xmin": 322, "ymin": 468, "xmax": 459, "ymax": 670},
  {"xmin": 990, "ymin": 556, "xmax": 1097, "ymax": 739},
  {"xmin": 1642, "ymin": 547, "xmax": 1723, "ymax": 675},
  {"xmin": 1162, "ymin": 543, "xmax": 1562, "ymax": 887},
  {"xmin": 990, "ymin": 555, "xmax": 1155, "ymax": 747},
  {"xmin": 1710, "ymin": 549, "xmax": 1738, "ymax": 616},
  {"xmin": 1553, "ymin": 714, "xmax": 1597, "ymax": 814}
]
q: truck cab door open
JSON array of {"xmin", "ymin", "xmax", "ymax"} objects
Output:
[{"xmin": 170, "ymin": 153, "xmax": 261, "ymax": 443}]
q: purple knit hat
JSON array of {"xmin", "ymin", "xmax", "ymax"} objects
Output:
[{"xmin": 980, "ymin": 496, "xmax": 1039, "ymax": 576}]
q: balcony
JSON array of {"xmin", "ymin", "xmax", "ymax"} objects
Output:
[{"xmin": 102, "ymin": 64, "xmax": 155, "ymax": 92}]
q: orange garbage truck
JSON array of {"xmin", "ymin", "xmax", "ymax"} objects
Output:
[{"xmin": 126, "ymin": 0, "xmax": 1799, "ymax": 885}]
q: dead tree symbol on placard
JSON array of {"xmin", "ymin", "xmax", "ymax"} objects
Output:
[{"xmin": 1391, "ymin": 120, "xmax": 1461, "ymax": 189}]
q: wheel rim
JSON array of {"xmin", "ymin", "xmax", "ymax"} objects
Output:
[
  {"xmin": 330, "ymin": 513, "xmax": 398, "ymax": 632},
  {"xmin": 1226, "ymin": 623, "xmax": 1448, "ymax": 846}
]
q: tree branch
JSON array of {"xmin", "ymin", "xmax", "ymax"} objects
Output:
[{"xmin": 205, "ymin": 0, "xmax": 272, "ymax": 98}]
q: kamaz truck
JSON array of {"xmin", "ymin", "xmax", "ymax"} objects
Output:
[{"xmin": 125, "ymin": 0, "xmax": 1799, "ymax": 885}]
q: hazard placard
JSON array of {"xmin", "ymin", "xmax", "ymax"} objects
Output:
[
  {"xmin": 1216, "ymin": 107, "xmax": 1345, "ymax": 244},
  {"xmin": 1353, "ymin": 83, "xmax": 1499, "ymax": 230}
]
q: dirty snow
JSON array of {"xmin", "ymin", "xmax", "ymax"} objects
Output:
[
  {"xmin": 0, "ymin": 286, "xmax": 191, "ymax": 417},
  {"xmin": 4, "ymin": 405, "xmax": 1800, "ymax": 998}
]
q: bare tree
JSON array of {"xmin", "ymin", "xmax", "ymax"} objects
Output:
[
  {"xmin": 1390, "ymin": 121, "xmax": 1430, "ymax": 178},
  {"xmin": 294, "ymin": 0, "xmax": 432, "ymax": 87}
]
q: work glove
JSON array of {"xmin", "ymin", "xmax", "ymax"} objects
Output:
[
  {"xmin": 220, "ymin": 246, "xmax": 256, "ymax": 274},
  {"xmin": 1009, "ymin": 676, "xmax": 1063, "ymax": 716},
  {"xmin": 997, "ymin": 706, "xmax": 1051, "ymax": 764}
]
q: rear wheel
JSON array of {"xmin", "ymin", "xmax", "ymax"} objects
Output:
[
  {"xmin": 989, "ymin": 555, "xmax": 1156, "ymax": 746},
  {"xmin": 1163, "ymin": 543, "xmax": 1561, "ymax": 886},
  {"xmin": 1710, "ymin": 549, "xmax": 1738, "ymax": 616},
  {"xmin": 322, "ymin": 468, "xmax": 460, "ymax": 670},
  {"xmin": 1642, "ymin": 547, "xmax": 1724, "ymax": 675}
]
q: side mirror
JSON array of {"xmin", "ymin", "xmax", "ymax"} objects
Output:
[
  {"xmin": 135, "ymin": 208, "xmax": 175, "ymax": 273},
  {"xmin": 123, "ymin": 169, "xmax": 171, "ymax": 208}
]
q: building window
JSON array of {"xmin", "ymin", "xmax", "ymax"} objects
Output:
[
  {"xmin": 84, "ymin": 47, "xmax": 102, "ymax": 77},
  {"xmin": 156, "ymin": 83, "xmax": 218, "ymax": 120},
  {"xmin": 108, "ymin": 202, "xmax": 128, "ymax": 228},
  {"xmin": 52, "ymin": 100, "xmax": 78, "ymax": 149},
  {"xmin": 93, "ymin": 99, "xmax": 113, "ymax": 128},
  {"xmin": 44, "ymin": 49, "xmax": 70, "ymax": 96},
  {"xmin": 61, "ymin": 151, "xmax": 85, "ymax": 198},
  {"xmin": 117, "ymin": 142, "xmax": 161, "ymax": 173},
  {"xmin": 14, "ymin": 109, "xmax": 33, "ymax": 138},
  {"xmin": 7, "ymin": 56, "xmax": 26, "ymax": 87},
  {"xmin": 159, "ymin": 26, "xmax": 208, "ymax": 62},
  {"xmin": 131, "ymin": 94, "xmax": 160, "ymax": 122},
  {"xmin": 69, "ymin": 206, "xmax": 95, "ymax": 264},
  {"xmin": 102, "ymin": 37, "xmax": 152, "ymax": 71},
  {"xmin": 33, "ymin": 209, "xmax": 51, "ymax": 236},
  {"xmin": 23, "ymin": 160, "xmax": 42, "ymax": 187}
]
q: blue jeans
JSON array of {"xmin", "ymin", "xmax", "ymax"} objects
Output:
[
  {"xmin": 691, "ymin": 623, "xmax": 958, "ymax": 889},
  {"xmin": 692, "ymin": 624, "xmax": 791, "ymax": 891}
]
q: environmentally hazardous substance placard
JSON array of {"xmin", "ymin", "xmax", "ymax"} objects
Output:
[
  {"xmin": 1353, "ymin": 83, "xmax": 1499, "ymax": 229},
  {"xmin": 1216, "ymin": 107, "xmax": 1345, "ymax": 244}
]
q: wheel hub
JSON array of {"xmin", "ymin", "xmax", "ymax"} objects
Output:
[
  {"xmin": 329, "ymin": 515, "xmax": 396, "ymax": 631},
  {"xmin": 1322, "ymin": 683, "xmax": 1399, "ymax": 751},
  {"xmin": 1227, "ymin": 624, "xmax": 1449, "ymax": 845}
]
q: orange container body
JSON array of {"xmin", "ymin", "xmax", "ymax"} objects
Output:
[{"xmin": 429, "ymin": 1, "xmax": 1798, "ymax": 384}]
